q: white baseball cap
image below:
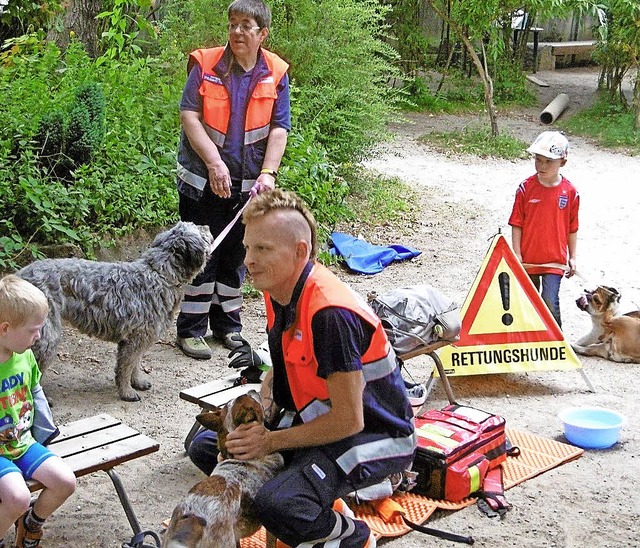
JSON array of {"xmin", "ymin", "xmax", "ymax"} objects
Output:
[{"xmin": 527, "ymin": 131, "xmax": 569, "ymax": 159}]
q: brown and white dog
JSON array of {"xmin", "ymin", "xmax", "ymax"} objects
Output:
[
  {"xmin": 163, "ymin": 391, "xmax": 283, "ymax": 548},
  {"xmin": 572, "ymin": 286, "xmax": 640, "ymax": 363}
]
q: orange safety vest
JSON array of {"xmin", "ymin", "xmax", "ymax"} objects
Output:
[
  {"xmin": 265, "ymin": 264, "xmax": 398, "ymax": 418},
  {"xmin": 189, "ymin": 47, "xmax": 289, "ymax": 149}
]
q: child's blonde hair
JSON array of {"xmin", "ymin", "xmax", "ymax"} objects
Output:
[{"xmin": 0, "ymin": 274, "xmax": 49, "ymax": 326}]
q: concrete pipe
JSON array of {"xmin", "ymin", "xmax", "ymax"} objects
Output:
[{"xmin": 540, "ymin": 93, "xmax": 569, "ymax": 125}]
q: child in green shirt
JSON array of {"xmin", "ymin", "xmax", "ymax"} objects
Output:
[{"xmin": 0, "ymin": 275, "xmax": 76, "ymax": 548}]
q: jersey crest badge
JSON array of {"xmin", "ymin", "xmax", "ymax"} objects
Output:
[{"xmin": 558, "ymin": 195, "xmax": 568, "ymax": 209}]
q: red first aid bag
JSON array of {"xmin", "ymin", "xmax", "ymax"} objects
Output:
[{"xmin": 412, "ymin": 404, "xmax": 507, "ymax": 501}]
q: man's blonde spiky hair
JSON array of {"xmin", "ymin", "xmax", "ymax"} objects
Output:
[{"xmin": 243, "ymin": 189, "xmax": 318, "ymax": 259}]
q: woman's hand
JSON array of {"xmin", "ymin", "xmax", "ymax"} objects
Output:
[
  {"xmin": 207, "ymin": 159, "xmax": 232, "ymax": 198},
  {"xmin": 250, "ymin": 173, "xmax": 276, "ymax": 197}
]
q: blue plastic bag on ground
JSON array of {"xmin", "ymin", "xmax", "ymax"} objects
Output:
[{"xmin": 330, "ymin": 232, "xmax": 421, "ymax": 275}]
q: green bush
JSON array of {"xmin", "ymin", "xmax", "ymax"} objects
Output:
[
  {"xmin": 67, "ymin": 82, "xmax": 106, "ymax": 165},
  {"xmin": 273, "ymin": 0, "xmax": 400, "ymax": 164},
  {"xmin": 0, "ymin": 39, "xmax": 182, "ymax": 269},
  {"xmin": 491, "ymin": 60, "xmax": 535, "ymax": 106},
  {"xmin": 31, "ymin": 82, "xmax": 106, "ymax": 177},
  {"xmin": 32, "ymin": 110, "xmax": 65, "ymax": 158},
  {"xmin": 278, "ymin": 131, "xmax": 349, "ymax": 244}
]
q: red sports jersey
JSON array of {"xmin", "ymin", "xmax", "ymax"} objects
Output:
[{"xmin": 508, "ymin": 174, "xmax": 579, "ymax": 275}]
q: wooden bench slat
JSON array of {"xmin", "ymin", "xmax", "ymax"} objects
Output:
[
  {"xmin": 28, "ymin": 433, "xmax": 159, "ymax": 491},
  {"xmin": 56, "ymin": 433, "xmax": 159, "ymax": 479},
  {"xmin": 24, "ymin": 413, "xmax": 160, "ymax": 545},
  {"xmin": 196, "ymin": 383, "xmax": 262, "ymax": 411},
  {"xmin": 53, "ymin": 413, "xmax": 122, "ymax": 440},
  {"xmin": 48, "ymin": 423, "xmax": 142, "ymax": 459},
  {"xmin": 27, "ymin": 414, "xmax": 159, "ymax": 492},
  {"xmin": 179, "ymin": 374, "xmax": 240, "ymax": 404}
]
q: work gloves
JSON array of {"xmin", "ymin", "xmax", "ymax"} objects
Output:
[
  {"xmin": 228, "ymin": 342, "xmax": 269, "ymax": 385},
  {"xmin": 228, "ymin": 342, "xmax": 264, "ymax": 369}
]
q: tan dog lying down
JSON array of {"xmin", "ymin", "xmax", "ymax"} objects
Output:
[
  {"xmin": 163, "ymin": 391, "xmax": 284, "ymax": 548},
  {"xmin": 572, "ymin": 286, "xmax": 640, "ymax": 363}
]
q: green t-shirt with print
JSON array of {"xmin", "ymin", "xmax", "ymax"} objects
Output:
[{"xmin": 0, "ymin": 349, "xmax": 40, "ymax": 460}]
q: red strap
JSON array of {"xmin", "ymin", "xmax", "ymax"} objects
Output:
[{"xmin": 478, "ymin": 466, "xmax": 511, "ymax": 512}]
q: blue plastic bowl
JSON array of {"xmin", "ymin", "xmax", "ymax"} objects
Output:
[{"xmin": 558, "ymin": 407, "xmax": 625, "ymax": 449}]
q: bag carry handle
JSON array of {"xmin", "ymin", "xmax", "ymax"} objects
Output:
[
  {"xmin": 401, "ymin": 515, "xmax": 475, "ymax": 545},
  {"xmin": 371, "ymin": 498, "xmax": 474, "ymax": 545}
]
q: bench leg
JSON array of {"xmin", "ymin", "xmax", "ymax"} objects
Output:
[
  {"xmin": 429, "ymin": 351, "xmax": 457, "ymax": 405},
  {"xmin": 105, "ymin": 469, "xmax": 161, "ymax": 548},
  {"xmin": 422, "ymin": 369, "xmax": 437, "ymax": 402}
]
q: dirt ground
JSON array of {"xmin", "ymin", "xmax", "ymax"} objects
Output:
[{"xmin": 26, "ymin": 66, "xmax": 640, "ymax": 547}]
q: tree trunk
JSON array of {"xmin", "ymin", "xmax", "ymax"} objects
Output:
[
  {"xmin": 460, "ymin": 34, "xmax": 499, "ymax": 136},
  {"xmin": 427, "ymin": 0, "xmax": 499, "ymax": 136},
  {"xmin": 634, "ymin": 65, "xmax": 640, "ymax": 132},
  {"xmin": 47, "ymin": 0, "xmax": 103, "ymax": 58}
]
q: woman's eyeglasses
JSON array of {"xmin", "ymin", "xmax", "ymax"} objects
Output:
[{"xmin": 228, "ymin": 23, "xmax": 261, "ymax": 34}]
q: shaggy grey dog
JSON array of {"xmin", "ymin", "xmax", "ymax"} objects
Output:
[{"xmin": 17, "ymin": 222, "xmax": 214, "ymax": 401}]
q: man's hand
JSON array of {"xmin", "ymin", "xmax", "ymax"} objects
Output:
[
  {"xmin": 225, "ymin": 422, "xmax": 271, "ymax": 460},
  {"xmin": 228, "ymin": 343, "xmax": 264, "ymax": 369}
]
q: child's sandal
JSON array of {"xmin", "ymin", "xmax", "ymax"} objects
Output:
[{"xmin": 14, "ymin": 513, "xmax": 43, "ymax": 548}]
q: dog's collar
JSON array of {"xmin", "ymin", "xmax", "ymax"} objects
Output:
[{"xmin": 147, "ymin": 262, "xmax": 182, "ymax": 287}]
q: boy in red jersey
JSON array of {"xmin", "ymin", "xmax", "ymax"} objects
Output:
[{"xmin": 508, "ymin": 131, "xmax": 579, "ymax": 328}]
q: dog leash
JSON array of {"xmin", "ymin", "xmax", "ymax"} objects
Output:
[
  {"xmin": 522, "ymin": 263, "xmax": 626, "ymax": 301},
  {"xmin": 211, "ymin": 195, "xmax": 254, "ymax": 252},
  {"xmin": 521, "ymin": 262, "xmax": 588, "ymax": 283}
]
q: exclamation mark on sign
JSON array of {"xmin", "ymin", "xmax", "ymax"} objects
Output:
[{"xmin": 498, "ymin": 272, "xmax": 514, "ymax": 326}]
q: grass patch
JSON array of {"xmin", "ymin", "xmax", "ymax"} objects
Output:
[
  {"xmin": 398, "ymin": 67, "xmax": 535, "ymax": 114},
  {"xmin": 346, "ymin": 170, "xmax": 419, "ymax": 228},
  {"xmin": 399, "ymin": 75, "xmax": 483, "ymax": 114},
  {"xmin": 560, "ymin": 99, "xmax": 640, "ymax": 154},
  {"xmin": 418, "ymin": 126, "xmax": 529, "ymax": 160}
]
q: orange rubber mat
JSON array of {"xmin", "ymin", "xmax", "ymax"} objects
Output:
[{"xmin": 223, "ymin": 428, "xmax": 583, "ymax": 547}]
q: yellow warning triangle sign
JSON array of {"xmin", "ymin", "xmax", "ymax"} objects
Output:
[
  {"xmin": 470, "ymin": 257, "xmax": 548, "ymax": 335},
  {"xmin": 439, "ymin": 234, "xmax": 582, "ymax": 376}
]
